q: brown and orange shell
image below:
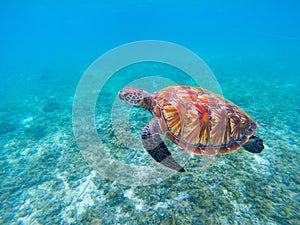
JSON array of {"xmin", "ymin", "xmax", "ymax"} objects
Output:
[{"xmin": 152, "ymin": 85, "xmax": 257, "ymax": 155}]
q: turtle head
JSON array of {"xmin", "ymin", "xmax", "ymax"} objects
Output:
[{"xmin": 118, "ymin": 87, "xmax": 152, "ymax": 109}]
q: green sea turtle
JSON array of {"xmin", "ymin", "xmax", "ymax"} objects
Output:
[{"xmin": 118, "ymin": 85, "xmax": 264, "ymax": 172}]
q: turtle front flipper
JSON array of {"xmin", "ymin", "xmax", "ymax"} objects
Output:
[
  {"xmin": 242, "ymin": 135, "xmax": 264, "ymax": 153},
  {"xmin": 141, "ymin": 123, "xmax": 185, "ymax": 172}
]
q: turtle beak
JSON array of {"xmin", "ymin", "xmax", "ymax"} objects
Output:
[{"xmin": 118, "ymin": 90, "xmax": 125, "ymax": 100}]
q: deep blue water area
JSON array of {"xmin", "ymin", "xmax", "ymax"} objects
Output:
[{"xmin": 0, "ymin": 1, "xmax": 299, "ymax": 224}]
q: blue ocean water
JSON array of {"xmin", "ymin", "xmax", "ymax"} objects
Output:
[{"xmin": 0, "ymin": 1, "xmax": 299, "ymax": 224}]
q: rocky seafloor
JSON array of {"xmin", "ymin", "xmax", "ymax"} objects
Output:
[{"xmin": 0, "ymin": 61, "xmax": 299, "ymax": 225}]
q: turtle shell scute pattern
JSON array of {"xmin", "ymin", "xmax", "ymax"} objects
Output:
[{"xmin": 152, "ymin": 85, "xmax": 257, "ymax": 155}]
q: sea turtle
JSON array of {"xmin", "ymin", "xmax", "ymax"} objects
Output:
[{"xmin": 118, "ymin": 85, "xmax": 264, "ymax": 172}]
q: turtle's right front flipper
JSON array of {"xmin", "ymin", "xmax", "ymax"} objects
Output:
[{"xmin": 141, "ymin": 124, "xmax": 185, "ymax": 172}]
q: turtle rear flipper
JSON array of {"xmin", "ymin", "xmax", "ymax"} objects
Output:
[
  {"xmin": 242, "ymin": 135, "xmax": 264, "ymax": 153},
  {"xmin": 141, "ymin": 123, "xmax": 185, "ymax": 172}
]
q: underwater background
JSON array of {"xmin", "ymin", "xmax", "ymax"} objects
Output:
[{"xmin": 0, "ymin": 1, "xmax": 299, "ymax": 224}]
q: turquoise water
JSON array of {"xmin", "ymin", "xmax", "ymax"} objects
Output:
[{"xmin": 1, "ymin": 1, "xmax": 299, "ymax": 224}]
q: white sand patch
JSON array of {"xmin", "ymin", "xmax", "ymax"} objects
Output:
[
  {"xmin": 174, "ymin": 192, "xmax": 189, "ymax": 201},
  {"xmin": 21, "ymin": 117, "xmax": 34, "ymax": 128},
  {"xmin": 124, "ymin": 188, "xmax": 145, "ymax": 211},
  {"xmin": 17, "ymin": 203, "xmax": 36, "ymax": 225},
  {"xmin": 58, "ymin": 170, "xmax": 105, "ymax": 223},
  {"xmin": 251, "ymin": 154, "xmax": 270, "ymax": 172},
  {"xmin": 154, "ymin": 202, "xmax": 168, "ymax": 210},
  {"xmin": 114, "ymin": 206, "xmax": 131, "ymax": 221},
  {"xmin": 124, "ymin": 189, "xmax": 133, "ymax": 199},
  {"xmin": 253, "ymin": 155, "xmax": 270, "ymax": 166}
]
